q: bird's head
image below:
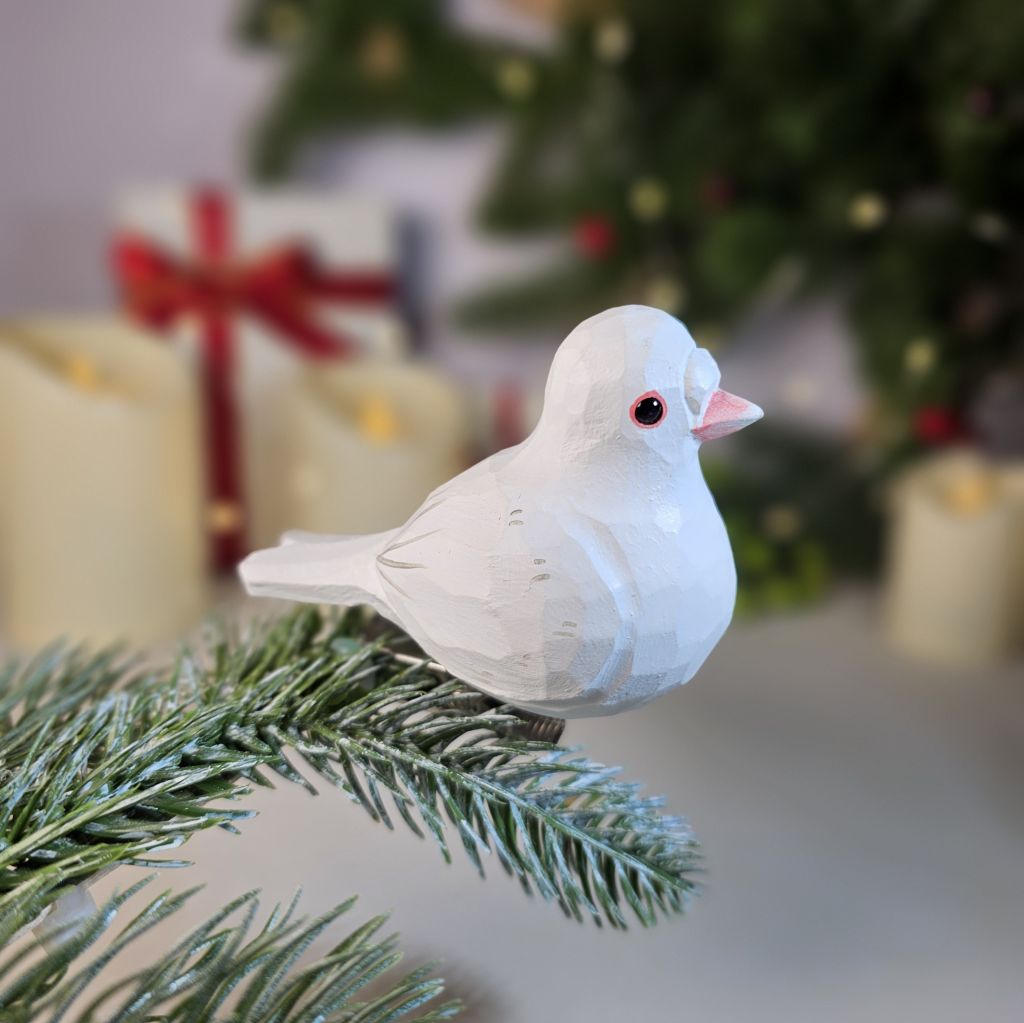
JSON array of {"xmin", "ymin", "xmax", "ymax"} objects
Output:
[{"xmin": 538, "ymin": 305, "xmax": 763, "ymax": 467}]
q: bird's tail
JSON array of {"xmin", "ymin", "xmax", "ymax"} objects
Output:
[{"xmin": 238, "ymin": 529, "xmax": 398, "ymax": 615}]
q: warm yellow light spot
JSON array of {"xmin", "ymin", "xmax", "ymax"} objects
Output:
[
  {"xmin": 358, "ymin": 392, "xmax": 402, "ymax": 444},
  {"xmin": 644, "ymin": 275, "xmax": 687, "ymax": 314},
  {"xmin": 629, "ymin": 178, "xmax": 670, "ymax": 221},
  {"xmin": 848, "ymin": 192, "xmax": 888, "ymax": 230},
  {"xmin": 904, "ymin": 337, "xmax": 937, "ymax": 377},
  {"xmin": 496, "ymin": 58, "xmax": 536, "ymax": 100},
  {"xmin": 942, "ymin": 472, "xmax": 996, "ymax": 518},
  {"xmin": 63, "ymin": 353, "xmax": 102, "ymax": 393},
  {"xmin": 362, "ymin": 25, "xmax": 406, "ymax": 82},
  {"xmin": 207, "ymin": 500, "xmax": 244, "ymax": 535},
  {"xmin": 594, "ymin": 17, "xmax": 632, "ymax": 62}
]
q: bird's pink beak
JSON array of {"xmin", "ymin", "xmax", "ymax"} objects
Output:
[{"xmin": 693, "ymin": 389, "xmax": 764, "ymax": 441}]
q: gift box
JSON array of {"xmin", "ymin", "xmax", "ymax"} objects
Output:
[
  {"xmin": 0, "ymin": 316, "xmax": 206, "ymax": 648},
  {"xmin": 112, "ymin": 186, "xmax": 406, "ymax": 564},
  {"xmin": 884, "ymin": 449, "xmax": 1024, "ymax": 666}
]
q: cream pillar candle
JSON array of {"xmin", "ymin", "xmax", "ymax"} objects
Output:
[
  {"xmin": 0, "ymin": 316, "xmax": 206, "ymax": 649},
  {"xmin": 283, "ymin": 361, "xmax": 467, "ymax": 535},
  {"xmin": 884, "ymin": 450, "xmax": 1022, "ymax": 666}
]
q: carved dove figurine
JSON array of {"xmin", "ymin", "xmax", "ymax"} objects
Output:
[{"xmin": 240, "ymin": 306, "xmax": 762, "ymax": 718}]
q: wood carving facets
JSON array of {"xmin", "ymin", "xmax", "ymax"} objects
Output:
[{"xmin": 241, "ymin": 306, "xmax": 763, "ymax": 717}]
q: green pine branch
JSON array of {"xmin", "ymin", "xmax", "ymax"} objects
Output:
[
  {"xmin": 1, "ymin": 878, "xmax": 459, "ymax": 1023},
  {"xmin": 0, "ymin": 608, "xmax": 699, "ymax": 1017}
]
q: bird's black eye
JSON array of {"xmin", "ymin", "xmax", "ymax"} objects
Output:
[{"xmin": 631, "ymin": 390, "xmax": 666, "ymax": 428}]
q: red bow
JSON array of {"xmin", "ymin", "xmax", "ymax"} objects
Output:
[{"xmin": 112, "ymin": 187, "xmax": 396, "ymax": 569}]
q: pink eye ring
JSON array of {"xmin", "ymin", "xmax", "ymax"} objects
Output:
[{"xmin": 630, "ymin": 390, "xmax": 666, "ymax": 428}]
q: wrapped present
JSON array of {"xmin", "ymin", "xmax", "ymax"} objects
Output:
[
  {"xmin": 0, "ymin": 316, "xmax": 206, "ymax": 649},
  {"xmin": 884, "ymin": 449, "xmax": 1024, "ymax": 666},
  {"xmin": 112, "ymin": 186, "xmax": 405, "ymax": 565}
]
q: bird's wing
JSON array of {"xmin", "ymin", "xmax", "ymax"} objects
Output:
[{"xmin": 371, "ymin": 459, "xmax": 637, "ymax": 713}]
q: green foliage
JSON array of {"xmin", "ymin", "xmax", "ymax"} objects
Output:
[
  {"xmin": 705, "ymin": 429, "xmax": 881, "ymax": 615},
  {"xmin": 240, "ymin": 0, "xmax": 516, "ymax": 179},
  {"xmin": 242, "ymin": 0, "xmax": 1023, "ymax": 430},
  {"xmin": 238, "ymin": 0, "xmax": 1023, "ymax": 597},
  {"xmin": 1, "ymin": 880, "xmax": 459, "ymax": 1023},
  {"xmin": 0, "ymin": 610, "xmax": 698, "ymax": 1017},
  {"xmin": 465, "ymin": 0, "xmax": 1024, "ymax": 393}
]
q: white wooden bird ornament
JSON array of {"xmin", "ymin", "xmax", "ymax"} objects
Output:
[{"xmin": 241, "ymin": 306, "xmax": 763, "ymax": 718}]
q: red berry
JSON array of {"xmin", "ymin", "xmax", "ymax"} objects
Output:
[
  {"xmin": 573, "ymin": 215, "xmax": 616, "ymax": 259},
  {"xmin": 913, "ymin": 406, "xmax": 963, "ymax": 445}
]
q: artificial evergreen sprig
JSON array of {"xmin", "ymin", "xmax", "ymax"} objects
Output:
[
  {"xmin": 0, "ymin": 878, "xmax": 460, "ymax": 1023},
  {"xmin": 0, "ymin": 608, "xmax": 699, "ymax": 950}
]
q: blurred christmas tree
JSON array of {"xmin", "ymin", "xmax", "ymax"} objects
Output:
[
  {"xmin": 240, "ymin": 0, "xmax": 519, "ymax": 178},
  {"xmin": 242, "ymin": 0, "xmax": 1024, "ymax": 609},
  {"xmin": 463, "ymin": 0, "xmax": 1023, "ymax": 439}
]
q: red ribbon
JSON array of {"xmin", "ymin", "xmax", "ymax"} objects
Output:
[{"xmin": 112, "ymin": 187, "xmax": 395, "ymax": 570}]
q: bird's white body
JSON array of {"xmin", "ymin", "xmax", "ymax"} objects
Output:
[{"xmin": 241, "ymin": 306, "xmax": 762, "ymax": 718}]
